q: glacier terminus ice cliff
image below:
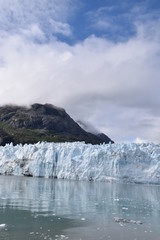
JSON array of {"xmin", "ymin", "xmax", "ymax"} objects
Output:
[{"xmin": 0, "ymin": 142, "xmax": 160, "ymax": 184}]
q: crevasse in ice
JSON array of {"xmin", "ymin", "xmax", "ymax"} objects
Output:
[{"xmin": 0, "ymin": 141, "xmax": 160, "ymax": 184}]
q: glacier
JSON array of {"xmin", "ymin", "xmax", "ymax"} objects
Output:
[{"xmin": 0, "ymin": 141, "xmax": 160, "ymax": 184}]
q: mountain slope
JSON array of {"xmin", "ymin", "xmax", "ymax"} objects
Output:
[
  {"xmin": 77, "ymin": 120, "xmax": 113, "ymax": 144},
  {"xmin": 0, "ymin": 103, "xmax": 113, "ymax": 145}
]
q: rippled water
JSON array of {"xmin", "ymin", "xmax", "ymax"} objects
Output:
[{"xmin": 0, "ymin": 176, "xmax": 160, "ymax": 240}]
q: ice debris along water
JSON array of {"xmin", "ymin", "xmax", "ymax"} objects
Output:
[
  {"xmin": 114, "ymin": 217, "xmax": 142, "ymax": 225},
  {"xmin": 0, "ymin": 141, "xmax": 160, "ymax": 184}
]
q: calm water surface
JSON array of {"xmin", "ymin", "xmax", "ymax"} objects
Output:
[{"xmin": 0, "ymin": 176, "xmax": 160, "ymax": 240}]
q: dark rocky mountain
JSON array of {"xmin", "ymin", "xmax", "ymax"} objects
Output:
[{"xmin": 0, "ymin": 103, "xmax": 114, "ymax": 146}]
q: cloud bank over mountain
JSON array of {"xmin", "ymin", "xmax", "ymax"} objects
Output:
[{"xmin": 0, "ymin": 0, "xmax": 160, "ymax": 143}]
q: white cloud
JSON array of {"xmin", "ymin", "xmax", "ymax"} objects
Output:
[
  {"xmin": 134, "ymin": 138, "xmax": 150, "ymax": 144},
  {"xmin": 21, "ymin": 24, "xmax": 46, "ymax": 41},
  {"xmin": 92, "ymin": 20, "xmax": 112, "ymax": 31},
  {"xmin": 0, "ymin": 0, "xmax": 74, "ymax": 39},
  {"xmin": 0, "ymin": 1, "xmax": 160, "ymax": 143},
  {"xmin": 49, "ymin": 19, "xmax": 72, "ymax": 36}
]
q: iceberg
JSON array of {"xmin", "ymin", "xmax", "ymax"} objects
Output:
[{"xmin": 0, "ymin": 141, "xmax": 160, "ymax": 184}]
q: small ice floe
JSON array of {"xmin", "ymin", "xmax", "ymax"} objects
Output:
[
  {"xmin": 114, "ymin": 198, "xmax": 119, "ymax": 201},
  {"xmin": 81, "ymin": 218, "xmax": 86, "ymax": 221},
  {"xmin": 122, "ymin": 207, "xmax": 128, "ymax": 210},
  {"xmin": 114, "ymin": 217, "xmax": 142, "ymax": 225},
  {"xmin": 0, "ymin": 224, "xmax": 6, "ymax": 229}
]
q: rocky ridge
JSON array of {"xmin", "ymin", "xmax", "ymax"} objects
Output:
[{"xmin": 0, "ymin": 103, "xmax": 113, "ymax": 145}]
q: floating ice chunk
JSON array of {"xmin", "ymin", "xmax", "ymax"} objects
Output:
[
  {"xmin": 114, "ymin": 198, "xmax": 119, "ymax": 201},
  {"xmin": 0, "ymin": 224, "xmax": 6, "ymax": 228},
  {"xmin": 122, "ymin": 207, "xmax": 128, "ymax": 210}
]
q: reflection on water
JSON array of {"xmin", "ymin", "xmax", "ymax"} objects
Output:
[{"xmin": 0, "ymin": 176, "xmax": 160, "ymax": 239}]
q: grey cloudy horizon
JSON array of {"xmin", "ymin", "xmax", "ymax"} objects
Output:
[{"xmin": 0, "ymin": 0, "xmax": 160, "ymax": 143}]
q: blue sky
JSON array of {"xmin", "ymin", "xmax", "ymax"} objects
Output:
[
  {"xmin": 69, "ymin": 0, "xmax": 153, "ymax": 43},
  {"xmin": 0, "ymin": 0, "xmax": 160, "ymax": 143},
  {"xmin": 0, "ymin": 0, "xmax": 159, "ymax": 43}
]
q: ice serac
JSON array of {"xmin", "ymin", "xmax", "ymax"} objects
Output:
[{"xmin": 0, "ymin": 142, "xmax": 160, "ymax": 184}]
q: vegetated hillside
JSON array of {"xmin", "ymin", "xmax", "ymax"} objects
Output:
[{"xmin": 0, "ymin": 103, "xmax": 114, "ymax": 146}]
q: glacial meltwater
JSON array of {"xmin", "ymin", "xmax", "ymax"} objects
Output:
[{"xmin": 0, "ymin": 176, "xmax": 160, "ymax": 240}]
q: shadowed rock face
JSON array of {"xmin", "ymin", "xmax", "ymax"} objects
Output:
[{"xmin": 0, "ymin": 103, "xmax": 113, "ymax": 145}]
